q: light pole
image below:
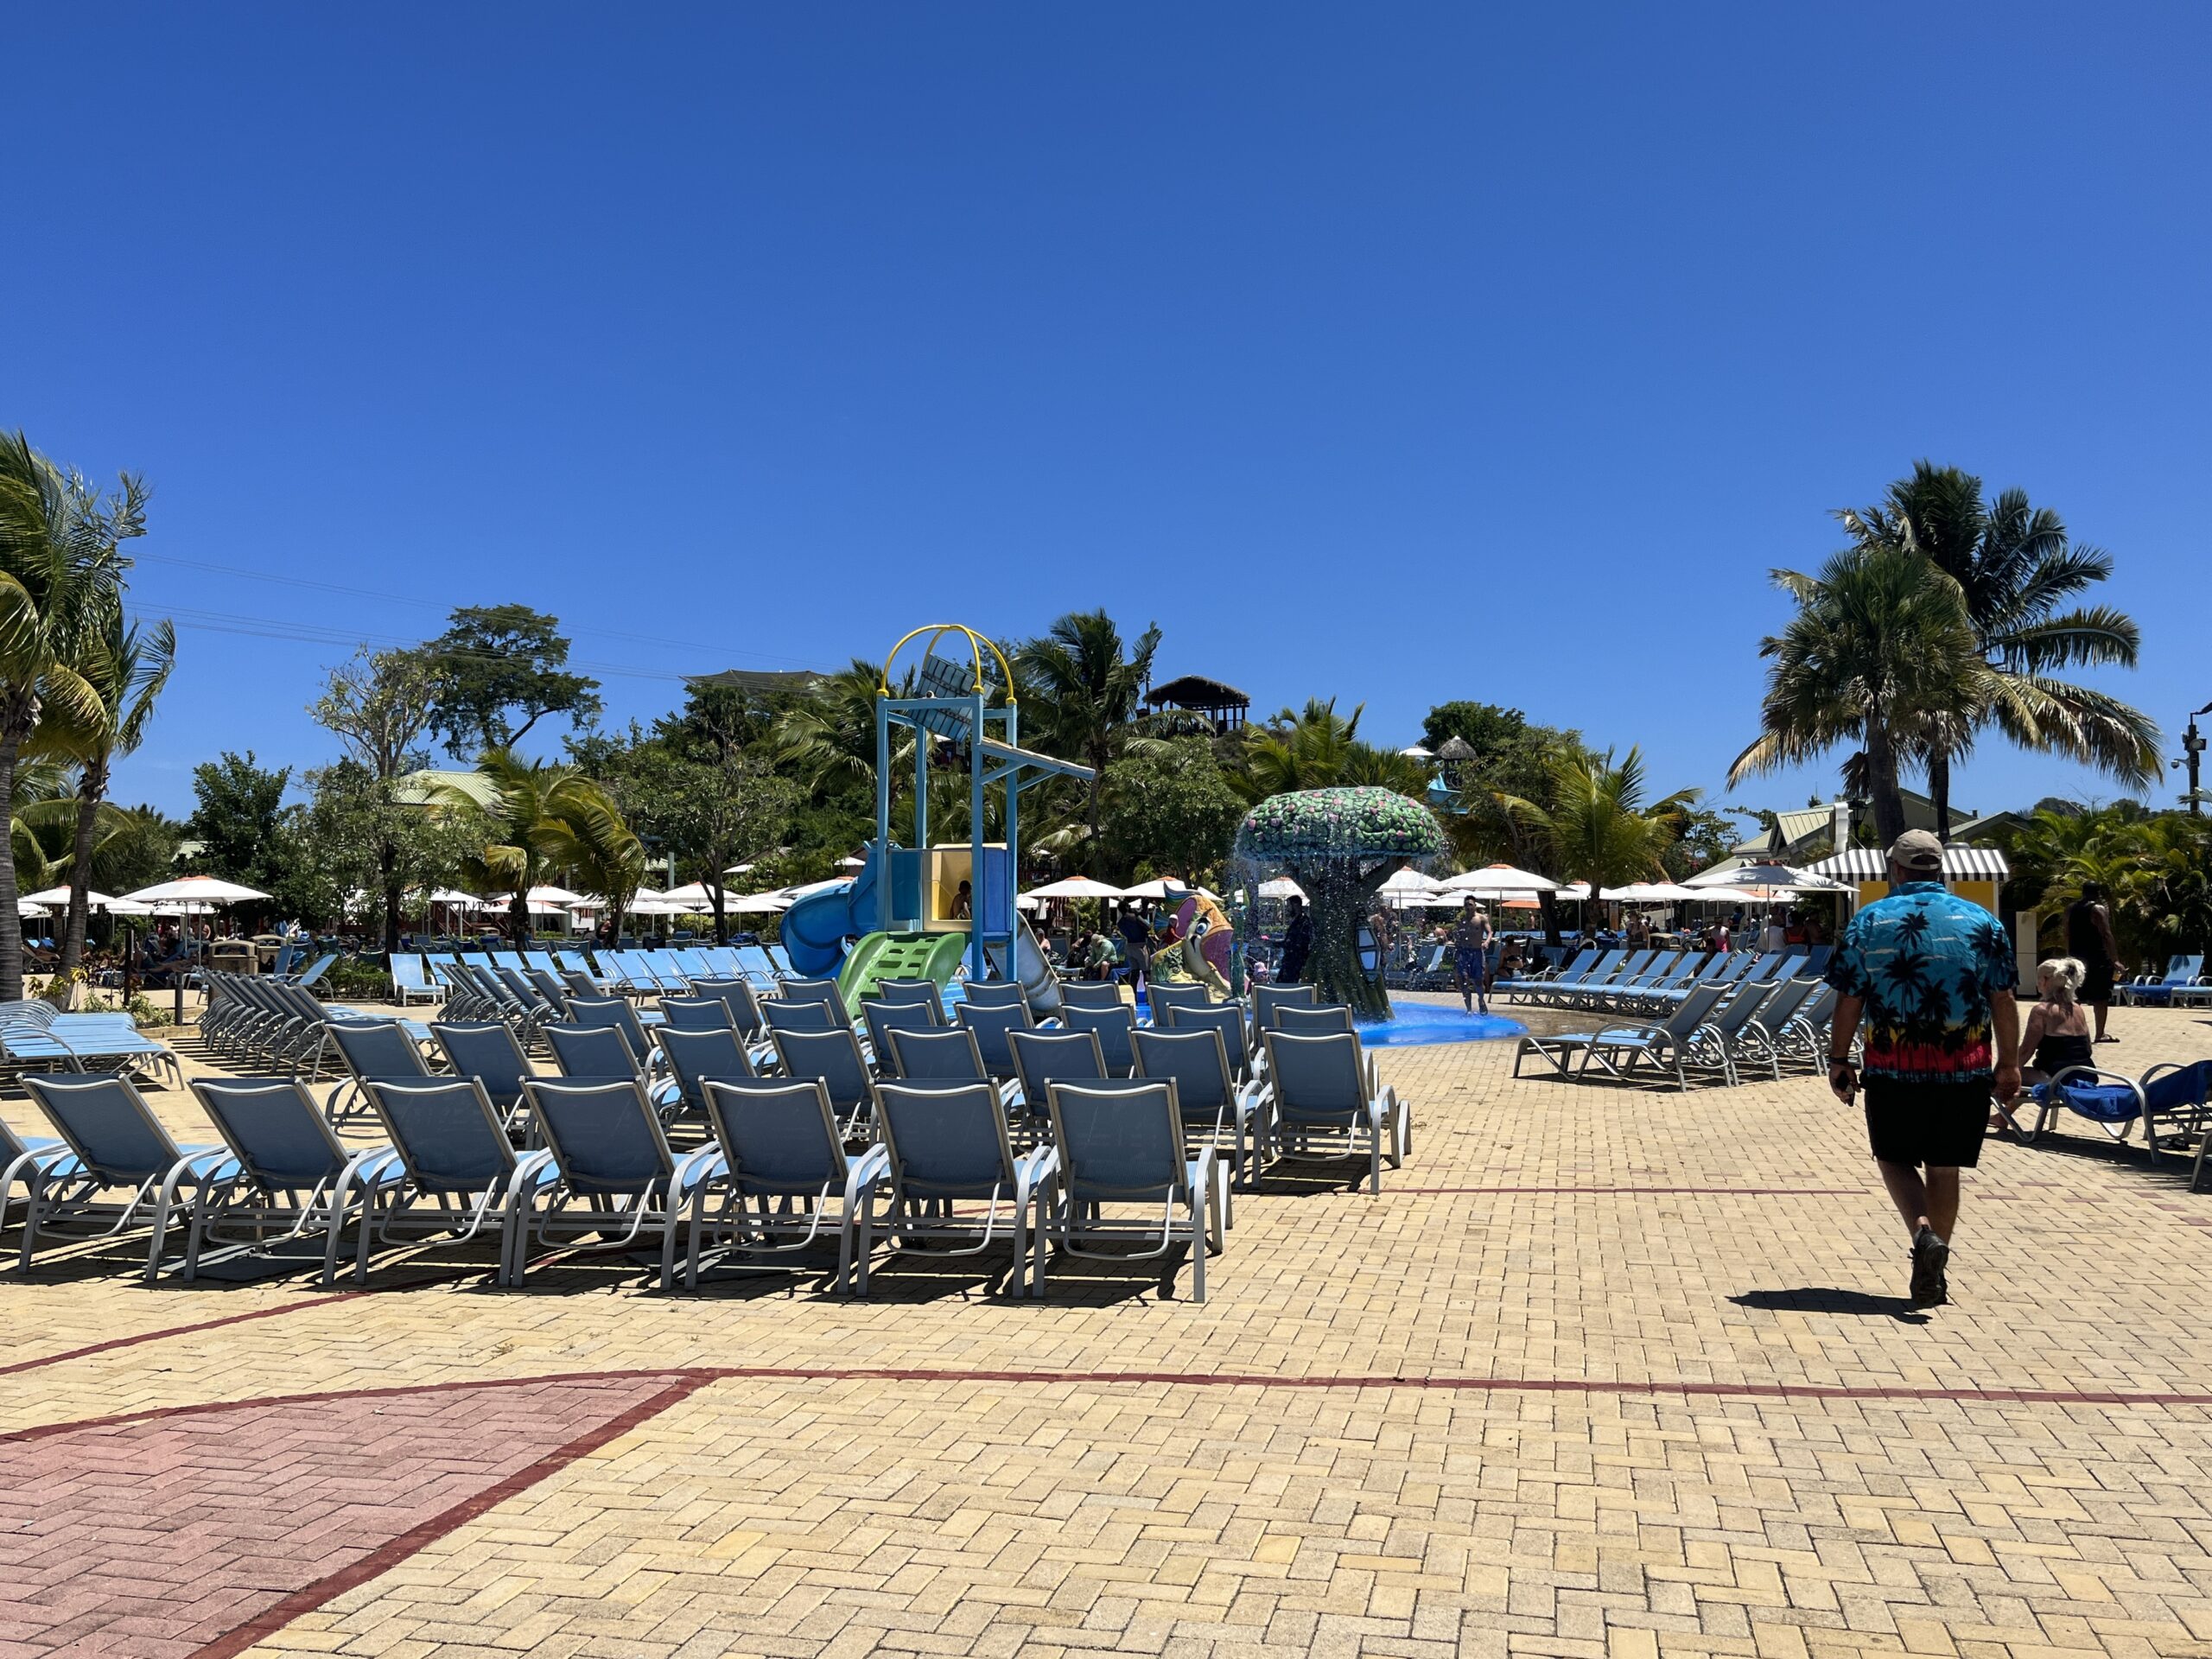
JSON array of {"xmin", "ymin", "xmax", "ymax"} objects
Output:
[{"xmin": 2179, "ymin": 702, "xmax": 2210, "ymax": 816}]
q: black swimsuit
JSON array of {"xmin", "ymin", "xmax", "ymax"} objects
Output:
[{"xmin": 2033, "ymin": 1030, "xmax": 2094, "ymax": 1077}]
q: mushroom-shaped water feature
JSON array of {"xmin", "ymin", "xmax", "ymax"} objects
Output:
[{"xmin": 1234, "ymin": 786, "xmax": 1444, "ymax": 1021}]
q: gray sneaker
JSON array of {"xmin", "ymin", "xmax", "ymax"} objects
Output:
[{"xmin": 1910, "ymin": 1225, "xmax": 1949, "ymax": 1308}]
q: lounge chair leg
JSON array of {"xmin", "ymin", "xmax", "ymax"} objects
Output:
[{"xmin": 1191, "ymin": 1185, "xmax": 1206, "ymax": 1305}]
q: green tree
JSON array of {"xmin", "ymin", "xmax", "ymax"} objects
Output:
[
  {"xmin": 0, "ymin": 432, "xmax": 130, "ymax": 1000},
  {"xmin": 1099, "ymin": 737, "xmax": 1248, "ymax": 883},
  {"xmin": 424, "ymin": 604, "xmax": 602, "ymax": 759},
  {"xmin": 440, "ymin": 749, "xmax": 639, "ymax": 944},
  {"xmin": 1504, "ymin": 747, "xmax": 1700, "ymax": 907},
  {"xmin": 1237, "ymin": 699, "xmax": 1429, "ymax": 802},
  {"xmin": 185, "ymin": 751, "xmax": 293, "ymax": 893},
  {"xmin": 1837, "ymin": 462, "xmax": 2159, "ymax": 834},
  {"xmin": 1730, "ymin": 545, "xmax": 1986, "ymax": 846},
  {"xmin": 625, "ymin": 691, "xmax": 800, "ymax": 942},
  {"xmin": 1016, "ymin": 610, "xmax": 1161, "ymax": 872},
  {"xmin": 1661, "ymin": 806, "xmax": 1742, "ymax": 883},
  {"xmin": 309, "ymin": 646, "xmax": 444, "ymax": 951},
  {"xmin": 57, "ymin": 607, "xmax": 175, "ymax": 975}
]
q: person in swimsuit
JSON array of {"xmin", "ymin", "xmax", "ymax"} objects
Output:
[
  {"xmin": 2064, "ymin": 884, "xmax": 2122, "ymax": 1042},
  {"xmin": 1452, "ymin": 899, "xmax": 1493, "ymax": 1014},
  {"xmin": 2017, "ymin": 956, "xmax": 2094, "ymax": 1092}
]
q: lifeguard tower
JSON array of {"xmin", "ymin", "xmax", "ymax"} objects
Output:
[{"xmin": 779, "ymin": 624, "xmax": 1093, "ymax": 1010}]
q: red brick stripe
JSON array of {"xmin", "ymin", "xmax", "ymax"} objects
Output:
[
  {"xmin": 1387, "ymin": 1185, "xmax": 1871, "ymax": 1195},
  {"xmin": 8, "ymin": 1362, "xmax": 2209, "ymax": 1455},
  {"xmin": 181, "ymin": 1374, "xmax": 711, "ymax": 1659}
]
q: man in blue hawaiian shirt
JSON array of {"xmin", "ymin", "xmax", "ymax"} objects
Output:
[{"xmin": 1824, "ymin": 830, "xmax": 2020, "ymax": 1308}]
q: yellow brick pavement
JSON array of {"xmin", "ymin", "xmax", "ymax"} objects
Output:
[{"xmin": 2, "ymin": 1001, "xmax": 2209, "ymax": 1656}]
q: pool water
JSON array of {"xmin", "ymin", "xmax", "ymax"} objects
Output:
[
  {"xmin": 1355, "ymin": 999, "xmax": 1527, "ymax": 1047},
  {"xmin": 1126, "ymin": 995, "xmax": 1525, "ymax": 1046}
]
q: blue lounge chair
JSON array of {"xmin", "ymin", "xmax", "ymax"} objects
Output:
[
  {"xmin": 1057, "ymin": 982, "xmax": 1126, "ymax": 1014},
  {"xmin": 861, "ymin": 999, "xmax": 940, "ymax": 1077},
  {"xmin": 388, "ymin": 952, "xmax": 443, "ymax": 1007},
  {"xmin": 1274, "ymin": 1004, "xmax": 1354, "ymax": 1036},
  {"xmin": 1134, "ymin": 1027, "xmax": 1264, "ymax": 1195},
  {"xmin": 1257, "ymin": 1031, "xmax": 1408, "ymax": 1193},
  {"xmin": 1, "ymin": 1114, "xmax": 79, "ymax": 1235},
  {"xmin": 513, "ymin": 1077, "xmax": 723, "ymax": 1290},
  {"xmin": 1033, "ymin": 1079, "xmax": 1224, "ymax": 1302},
  {"xmin": 2023, "ymin": 1058, "xmax": 2212, "ymax": 1168},
  {"xmin": 17, "ymin": 1074, "xmax": 238, "ymax": 1279},
  {"xmin": 1007, "ymin": 1028, "xmax": 1107, "ymax": 1129},
  {"xmin": 1060, "ymin": 1005, "xmax": 1137, "ymax": 1076},
  {"xmin": 690, "ymin": 1078, "xmax": 885, "ymax": 1290},
  {"xmin": 431, "ymin": 1020, "xmax": 537, "ymax": 1130},
  {"xmin": 363, "ymin": 1077, "xmax": 557, "ymax": 1282},
  {"xmin": 185, "ymin": 1077, "xmax": 404, "ymax": 1285},
  {"xmin": 1162, "ymin": 1001, "xmax": 1254, "ymax": 1082},
  {"xmin": 770, "ymin": 1027, "xmax": 876, "ymax": 1140},
  {"xmin": 660, "ymin": 1026, "xmax": 760, "ymax": 1120},
  {"xmin": 690, "ymin": 977, "xmax": 766, "ymax": 1039},
  {"xmin": 850, "ymin": 1081, "xmax": 1058, "ymax": 1296},
  {"xmin": 874, "ymin": 978, "xmax": 947, "ymax": 1021},
  {"xmin": 2122, "ymin": 955, "xmax": 2205, "ymax": 1007}
]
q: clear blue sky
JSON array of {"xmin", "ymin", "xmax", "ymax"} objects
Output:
[{"xmin": 9, "ymin": 5, "xmax": 2208, "ymax": 831}]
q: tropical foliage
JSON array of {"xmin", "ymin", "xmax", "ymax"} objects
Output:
[
  {"xmin": 1503, "ymin": 747, "xmax": 1700, "ymax": 902},
  {"xmin": 1996, "ymin": 802, "xmax": 2212, "ymax": 966},
  {"xmin": 1835, "ymin": 463, "xmax": 2158, "ymax": 831},
  {"xmin": 438, "ymin": 750, "xmax": 642, "ymax": 945}
]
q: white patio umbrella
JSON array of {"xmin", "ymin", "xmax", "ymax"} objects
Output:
[
  {"xmin": 1683, "ymin": 861, "xmax": 1843, "ymax": 891},
  {"xmin": 836, "ymin": 855, "xmax": 868, "ymax": 870},
  {"xmin": 724, "ymin": 891, "xmax": 793, "ymax": 913},
  {"xmin": 722, "ymin": 862, "xmax": 755, "ymax": 876},
  {"xmin": 124, "ymin": 875, "xmax": 271, "ymax": 907},
  {"xmin": 20, "ymin": 887, "xmax": 154, "ymax": 915},
  {"xmin": 659, "ymin": 881, "xmax": 738, "ymax": 906},
  {"xmin": 1255, "ymin": 876, "xmax": 1306, "ymax": 900},
  {"xmin": 523, "ymin": 884, "xmax": 590, "ymax": 906},
  {"xmin": 1440, "ymin": 863, "xmax": 1560, "ymax": 894},
  {"xmin": 1023, "ymin": 875, "xmax": 1127, "ymax": 900},
  {"xmin": 1120, "ymin": 879, "xmax": 1223, "ymax": 901},
  {"xmin": 1600, "ymin": 881, "xmax": 1681, "ymax": 902},
  {"xmin": 18, "ymin": 900, "xmax": 48, "ymax": 918},
  {"xmin": 1378, "ymin": 868, "xmax": 1440, "ymax": 895}
]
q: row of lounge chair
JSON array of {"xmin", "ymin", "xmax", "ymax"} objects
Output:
[
  {"xmin": 1499, "ymin": 945, "xmax": 1824, "ymax": 1017},
  {"xmin": 1513, "ymin": 970, "xmax": 1838, "ymax": 1090},
  {"xmin": 389, "ymin": 945, "xmax": 795, "ymax": 1007},
  {"xmin": 3, "ymin": 977, "xmax": 1409, "ymax": 1300},
  {"xmin": 2120, "ymin": 955, "xmax": 2212, "ymax": 1007}
]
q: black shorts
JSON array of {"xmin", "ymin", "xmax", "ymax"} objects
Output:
[
  {"xmin": 2078, "ymin": 957, "xmax": 2113, "ymax": 1001},
  {"xmin": 1863, "ymin": 1077, "xmax": 1992, "ymax": 1168}
]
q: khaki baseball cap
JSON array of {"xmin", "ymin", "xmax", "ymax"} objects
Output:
[{"xmin": 1889, "ymin": 829, "xmax": 1944, "ymax": 874}]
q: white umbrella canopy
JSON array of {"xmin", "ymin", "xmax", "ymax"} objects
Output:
[
  {"xmin": 836, "ymin": 855, "xmax": 868, "ymax": 870},
  {"xmin": 1441, "ymin": 863, "xmax": 1560, "ymax": 894},
  {"xmin": 1600, "ymin": 881, "xmax": 1681, "ymax": 902},
  {"xmin": 522, "ymin": 884, "xmax": 590, "ymax": 906},
  {"xmin": 1377, "ymin": 868, "xmax": 1440, "ymax": 895},
  {"xmin": 1683, "ymin": 861, "xmax": 1843, "ymax": 891},
  {"xmin": 724, "ymin": 891, "xmax": 793, "ymax": 913},
  {"xmin": 1120, "ymin": 878, "xmax": 1223, "ymax": 902},
  {"xmin": 124, "ymin": 875, "xmax": 270, "ymax": 906},
  {"xmin": 422, "ymin": 887, "xmax": 491, "ymax": 910},
  {"xmin": 18, "ymin": 900, "xmax": 48, "ymax": 918},
  {"xmin": 658, "ymin": 881, "xmax": 739, "ymax": 906},
  {"xmin": 1255, "ymin": 876, "xmax": 1306, "ymax": 900},
  {"xmin": 20, "ymin": 887, "xmax": 151, "ymax": 913},
  {"xmin": 1023, "ymin": 876, "xmax": 1126, "ymax": 900}
]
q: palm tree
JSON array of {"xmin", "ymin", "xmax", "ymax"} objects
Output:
[
  {"xmin": 1503, "ymin": 747, "xmax": 1699, "ymax": 908},
  {"xmin": 1236, "ymin": 699, "xmax": 1432, "ymax": 802},
  {"xmin": 1016, "ymin": 610, "xmax": 1160, "ymax": 870},
  {"xmin": 772, "ymin": 659, "xmax": 893, "ymax": 797},
  {"xmin": 1838, "ymin": 462, "xmax": 2159, "ymax": 835},
  {"xmin": 0, "ymin": 434, "xmax": 130, "ymax": 1001},
  {"xmin": 1730, "ymin": 546, "xmax": 1986, "ymax": 846},
  {"xmin": 54, "ymin": 606, "xmax": 175, "ymax": 976},
  {"xmin": 438, "ymin": 749, "xmax": 639, "ymax": 946}
]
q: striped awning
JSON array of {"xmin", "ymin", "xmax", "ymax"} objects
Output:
[{"xmin": 1811, "ymin": 846, "xmax": 2010, "ymax": 880}]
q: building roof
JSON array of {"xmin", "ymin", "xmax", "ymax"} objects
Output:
[
  {"xmin": 1731, "ymin": 790, "xmax": 1982, "ymax": 857},
  {"xmin": 1811, "ymin": 846, "xmax": 2011, "ymax": 880},
  {"xmin": 688, "ymin": 667, "xmax": 829, "ymax": 696},
  {"xmin": 1147, "ymin": 674, "xmax": 1249, "ymax": 708}
]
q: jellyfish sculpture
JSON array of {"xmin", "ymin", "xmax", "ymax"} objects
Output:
[{"xmin": 1234, "ymin": 786, "xmax": 1444, "ymax": 1021}]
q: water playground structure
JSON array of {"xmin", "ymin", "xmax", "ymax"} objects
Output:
[{"xmin": 779, "ymin": 625, "xmax": 1093, "ymax": 1014}]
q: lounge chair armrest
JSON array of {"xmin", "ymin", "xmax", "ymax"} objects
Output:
[
  {"xmin": 507, "ymin": 1149, "xmax": 558, "ymax": 1202},
  {"xmin": 1014, "ymin": 1144, "xmax": 1060, "ymax": 1200},
  {"xmin": 671, "ymin": 1145, "xmax": 727, "ymax": 1197},
  {"xmin": 843, "ymin": 1144, "xmax": 893, "ymax": 1209}
]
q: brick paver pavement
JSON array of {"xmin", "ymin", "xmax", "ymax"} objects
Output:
[{"xmin": 1, "ymin": 1001, "xmax": 2208, "ymax": 1657}]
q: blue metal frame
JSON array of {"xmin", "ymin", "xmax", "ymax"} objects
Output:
[{"xmin": 874, "ymin": 686, "xmax": 1090, "ymax": 983}]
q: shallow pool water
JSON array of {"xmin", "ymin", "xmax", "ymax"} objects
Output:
[
  {"xmin": 1125, "ymin": 994, "xmax": 1525, "ymax": 1046},
  {"xmin": 1354, "ymin": 999, "xmax": 1527, "ymax": 1046}
]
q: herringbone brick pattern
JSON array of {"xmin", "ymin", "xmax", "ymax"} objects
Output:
[{"xmin": 0, "ymin": 1001, "xmax": 2206, "ymax": 1656}]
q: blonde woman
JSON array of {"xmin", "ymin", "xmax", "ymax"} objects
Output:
[{"xmin": 2002, "ymin": 957, "xmax": 2094, "ymax": 1135}]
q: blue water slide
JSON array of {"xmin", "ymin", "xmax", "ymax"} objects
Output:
[{"xmin": 779, "ymin": 845, "xmax": 880, "ymax": 977}]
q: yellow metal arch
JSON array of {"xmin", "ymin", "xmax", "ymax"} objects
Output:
[{"xmin": 879, "ymin": 623, "xmax": 1018, "ymax": 704}]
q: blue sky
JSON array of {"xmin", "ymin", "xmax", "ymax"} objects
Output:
[{"xmin": 8, "ymin": 5, "xmax": 2208, "ymax": 830}]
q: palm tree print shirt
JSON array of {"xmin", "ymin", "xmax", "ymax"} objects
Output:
[{"xmin": 1824, "ymin": 881, "xmax": 2015, "ymax": 1084}]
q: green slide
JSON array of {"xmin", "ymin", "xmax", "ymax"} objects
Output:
[{"xmin": 836, "ymin": 930, "xmax": 970, "ymax": 1014}]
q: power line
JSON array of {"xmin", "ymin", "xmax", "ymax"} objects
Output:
[
  {"xmin": 159, "ymin": 606, "xmax": 714, "ymax": 685},
  {"xmin": 130, "ymin": 550, "xmax": 817, "ymax": 669}
]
